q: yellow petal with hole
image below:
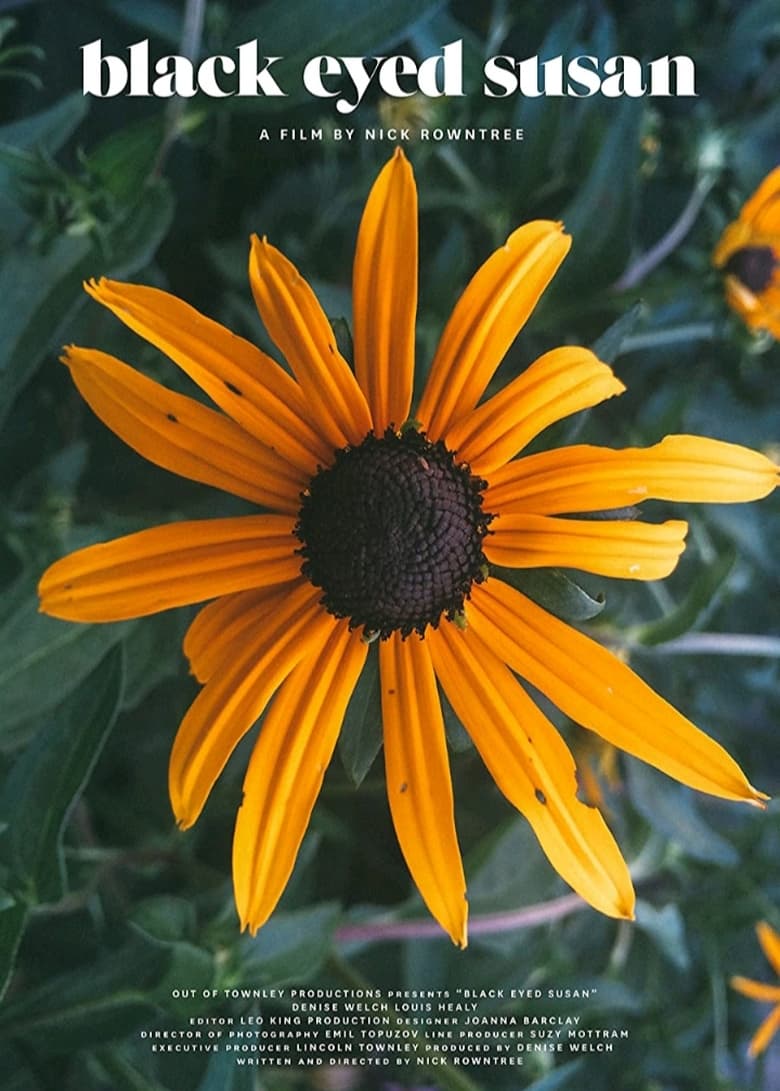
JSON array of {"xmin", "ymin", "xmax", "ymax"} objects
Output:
[
  {"xmin": 379, "ymin": 633, "xmax": 467, "ymax": 947},
  {"xmin": 234, "ymin": 622, "xmax": 367, "ymax": 934},
  {"xmin": 39, "ymin": 515, "xmax": 301, "ymax": 622},
  {"xmin": 485, "ymin": 514, "xmax": 688, "ymax": 580},
  {"xmin": 249, "ymin": 236, "xmax": 372, "ymax": 449},
  {"xmin": 169, "ymin": 582, "xmax": 330, "ymax": 827},
  {"xmin": 85, "ymin": 277, "xmax": 329, "ymax": 473},
  {"xmin": 353, "ymin": 147, "xmax": 417, "ymax": 432},
  {"xmin": 430, "ymin": 623, "xmax": 635, "ymax": 919},
  {"xmin": 468, "ymin": 579, "xmax": 767, "ymax": 806},
  {"xmin": 446, "ymin": 347, "xmax": 624, "ymax": 475},
  {"xmin": 64, "ymin": 346, "xmax": 306, "ymax": 513},
  {"xmin": 485, "ymin": 435, "xmax": 779, "ymax": 514},
  {"xmin": 417, "ymin": 221, "xmax": 571, "ymax": 440}
]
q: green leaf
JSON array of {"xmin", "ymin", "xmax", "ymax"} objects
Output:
[
  {"xmin": 0, "ymin": 645, "xmax": 125, "ymax": 904},
  {"xmin": 626, "ymin": 762, "xmax": 738, "ymax": 866},
  {"xmin": 338, "ymin": 642, "xmax": 383, "ymax": 786},
  {"xmin": 196, "ymin": 1049, "xmax": 258, "ymax": 1091},
  {"xmin": 562, "ymin": 97, "xmax": 643, "ymax": 282},
  {"xmin": 0, "ymin": 577, "xmax": 132, "ymax": 740},
  {"xmin": 88, "ymin": 115, "xmax": 167, "ymax": 204},
  {"xmin": 236, "ymin": 903, "xmax": 339, "ymax": 987},
  {"xmin": 0, "ymin": 92, "xmax": 87, "ymax": 184},
  {"xmin": 632, "ymin": 549, "xmax": 737, "ymax": 646},
  {"xmin": 493, "ymin": 565, "xmax": 606, "ymax": 622},
  {"xmin": 635, "ymin": 900, "xmax": 690, "ymax": 971},
  {"xmin": 121, "ymin": 611, "xmax": 188, "ymax": 712},
  {"xmin": 0, "ymin": 930, "xmax": 169, "ymax": 1052},
  {"xmin": 0, "ymin": 901, "xmax": 27, "ymax": 1004},
  {"xmin": 0, "ymin": 178, "xmax": 173, "ymax": 428},
  {"xmin": 227, "ymin": 0, "xmax": 446, "ymax": 110},
  {"xmin": 526, "ymin": 1063, "xmax": 586, "ymax": 1091},
  {"xmin": 591, "ymin": 301, "xmax": 647, "ymax": 364},
  {"xmin": 106, "ymin": 0, "xmax": 183, "ymax": 44}
]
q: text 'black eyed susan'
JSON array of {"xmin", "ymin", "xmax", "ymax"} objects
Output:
[{"xmin": 39, "ymin": 150, "xmax": 778, "ymax": 947}]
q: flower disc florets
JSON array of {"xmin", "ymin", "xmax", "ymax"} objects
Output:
[
  {"xmin": 295, "ymin": 429, "xmax": 493, "ymax": 639},
  {"xmin": 724, "ymin": 245, "xmax": 778, "ymax": 293}
]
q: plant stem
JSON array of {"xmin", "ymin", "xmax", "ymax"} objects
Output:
[
  {"xmin": 335, "ymin": 892, "xmax": 586, "ymax": 944},
  {"xmin": 618, "ymin": 322, "xmax": 718, "ymax": 353},
  {"xmin": 613, "ymin": 173, "xmax": 716, "ymax": 291}
]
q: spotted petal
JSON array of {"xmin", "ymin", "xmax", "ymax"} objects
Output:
[
  {"xmin": 468, "ymin": 579, "xmax": 767, "ymax": 806},
  {"xmin": 485, "ymin": 513, "xmax": 688, "ymax": 580},
  {"xmin": 379, "ymin": 633, "xmax": 467, "ymax": 947},
  {"xmin": 429, "ymin": 623, "xmax": 635, "ymax": 919},
  {"xmin": 485, "ymin": 435, "xmax": 779, "ymax": 514},
  {"xmin": 85, "ymin": 278, "xmax": 329, "ymax": 473},
  {"xmin": 233, "ymin": 621, "xmax": 367, "ymax": 934},
  {"xmin": 63, "ymin": 346, "xmax": 306, "ymax": 513},
  {"xmin": 170, "ymin": 582, "xmax": 331, "ymax": 828},
  {"xmin": 39, "ymin": 516, "xmax": 301, "ymax": 622}
]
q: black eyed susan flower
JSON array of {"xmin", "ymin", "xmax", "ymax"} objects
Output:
[
  {"xmin": 732, "ymin": 921, "xmax": 780, "ymax": 1057},
  {"xmin": 713, "ymin": 165, "xmax": 780, "ymax": 338},
  {"xmin": 39, "ymin": 150, "xmax": 777, "ymax": 947}
]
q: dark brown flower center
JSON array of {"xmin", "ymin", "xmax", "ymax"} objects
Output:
[
  {"xmin": 724, "ymin": 245, "xmax": 778, "ymax": 293},
  {"xmin": 295, "ymin": 429, "xmax": 493, "ymax": 638}
]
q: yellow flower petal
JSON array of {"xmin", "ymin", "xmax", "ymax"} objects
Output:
[
  {"xmin": 417, "ymin": 221, "xmax": 571, "ymax": 440},
  {"xmin": 169, "ymin": 582, "xmax": 330, "ymax": 827},
  {"xmin": 484, "ymin": 514, "xmax": 688, "ymax": 581},
  {"xmin": 748, "ymin": 1004, "xmax": 780, "ymax": 1058},
  {"xmin": 233, "ymin": 622, "xmax": 367, "ymax": 934},
  {"xmin": 38, "ymin": 516, "xmax": 301, "ymax": 622},
  {"xmin": 63, "ymin": 346, "xmax": 306, "ymax": 513},
  {"xmin": 249, "ymin": 236, "xmax": 373, "ymax": 449},
  {"xmin": 757, "ymin": 921, "xmax": 780, "ymax": 977},
  {"xmin": 353, "ymin": 147, "xmax": 417, "ymax": 432},
  {"xmin": 184, "ymin": 587, "xmax": 286, "ymax": 684},
  {"xmin": 85, "ymin": 277, "xmax": 329, "ymax": 473},
  {"xmin": 429, "ymin": 624, "xmax": 635, "ymax": 920},
  {"xmin": 446, "ymin": 347, "xmax": 625, "ymax": 476},
  {"xmin": 379, "ymin": 633, "xmax": 467, "ymax": 947},
  {"xmin": 485, "ymin": 435, "xmax": 779, "ymax": 514},
  {"xmin": 467, "ymin": 579, "xmax": 768, "ymax": 806},
  {"xmin": 731, "ymin": 976, "xmax": 780, "ymax": 1004}
]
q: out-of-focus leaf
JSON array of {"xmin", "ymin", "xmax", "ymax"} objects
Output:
[
  {"xmin": 626, "ymin": 762, "xmax": 739, "ymax": 866},
  {"xmin": 237, "ymin": 903, "xmax": 339, "ymax": 987},
  {"xmin": 0, "ymin": 902, "xmax": 27, "ymax": 1005},
  {"xmin": 121, "ymin": 611, "xmax": 188, "ymax": 712},
  {"xmin": 526, "ymin": 1063, "xmax": 586, "ymax": 1091},
  {"xmin": 0, "ymin": 93, "xmax": 87, "ymax": 187},
  {"xmin": 632, "ymin": 548, "xmax": 737, "ymax": 646},
  {"xmin": 494, "ymin": 565, "xmax": 606, "ymax": 622},
  {"xmin": 0, "ymin": 577, "xmax": 132, "ymax": 737},
  {"xmin": 0, "ymin": 179, "xmax": 173, "ymax": 428},
  {"xmin": 338, "ymin": 642, "xmax": 382, "ymax": 786},
  {"xmin": 106, "ymin": 0, "xmax": 183, "ymax": 44},
  {"xmin": 0, "ymin": 930, "xmax": 169, "ymax": 1052},
  {"xmin": 0, "ymin": 646, "xmax": 124, "ymax": 904},
  {"xmin": 591, "ymin": 301, "xmax": 646, "ymax": 364},
  {"xmin": 635, "ymin": 899, "xmax": 690, "ymax": 970},
  {"xmin": 196, "ymin": 1049, "xmax": 258, "ymax": 1091},
  {"xmin": 88, "ymin": 115, "xmax": 166, "ymax": 203},
  {"xmin": 562, "ymin": 97, "xmax": 643, "ymax": 282},
  {"xmin": 227, "ymin": 0, "xmax": 447, "ymax": 111}
]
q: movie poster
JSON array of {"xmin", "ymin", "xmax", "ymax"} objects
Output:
[{"xmin": 0, "ymin": 1, "xmax": 778, "ymax": 1088}]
